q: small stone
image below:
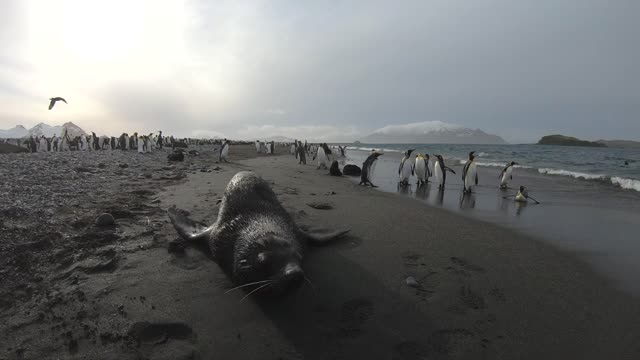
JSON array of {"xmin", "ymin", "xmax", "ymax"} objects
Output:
[
  {"xmin": 405, "ymin": 276, "xmax": 419, "ymax": 288},
  {"xmin": 95, "ymin": 213, "xmax": 115, "ymax": 227},
  {"xmin": 97, "ymin": 163, "xmax": 106, "ymax": 169},
  {"xmin": 118, "ymin": 163, "xmax": 128, "ymax": 168},
  {"xmin": 306, "ymin": 202, "xmax": 333, "ymax": 210}
]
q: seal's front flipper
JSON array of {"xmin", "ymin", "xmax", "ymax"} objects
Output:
[
  {"xmin": 300, "ymin": 227, "xmax": 351, "ymax": 245},
  {"xmin": 167, "ymin": 206, "xmax": 212, "ymax": 243}
]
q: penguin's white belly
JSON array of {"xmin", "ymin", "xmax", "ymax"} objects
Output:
[
  {"xmin": 434, "ymin": 162, "xmax": 443, "ymax": 184},
  {"xmin": 221, "ymin": 145, "xmax": 229, "ymax": 159},
  {"xmin": 414, "ymin": 160, "xmax": 426, "ymax": 180},
  {"xmin": 146, "ymin": 140, "xmax": 153, "ymax": 152},
  {"xmin": 138, "ymin": 140, "xmax": 144, "ymax": 153},
  {"xmin": 399, "ymin": 160, "xmax": 412, "ymax": 182},
  {"xmin": 464, "ymin": 163, "xmax": 477, "ymax": 190},
  {"xmin": 290, "ymin": 145, "xmax": 295, "ymax": 154},
  {"xmin": 500, "ymin": 167, "xmax": 512, "ymax": 186},
  {"xmin": 256, "ymin": 142, "xmax": 261, "ymax": 152},
  {"xmin": 317, "ymin": 148, "xmax": 327, "ymax": 166}
]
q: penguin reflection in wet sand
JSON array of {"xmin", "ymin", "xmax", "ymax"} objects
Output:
[
  {"xmin": 462, "ymin": 151, "xmax": 478, "ymax": 193},
  {"xmin": 414, "ymin": 153, "xmax": 431, "ymax": 186},
  {"xmin": 360, "ymin": 152, "xmax": 383, "ymax": 187},
  {"xmin": 398, "ymin": 149, "xmax": 415, "ymax": 186},
  {"xmin": 433, "ymin": 155, "xmax": 456, "ymax": 189},
  {"xmin": 499, "ymin": 161, "xmax": 518, "ymax": 189}
]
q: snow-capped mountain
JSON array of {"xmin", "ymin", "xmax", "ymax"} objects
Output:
[
  {"xmin": 359, "ymin": 121, "xmax": 507, "ymax": 144},
  {"xmin": 0, "ymin": 125, "xmax": 28, "ymax": 138},
  {"xmin": 0, "ymin": 122, "xmax": 87, "ymax": 138}
]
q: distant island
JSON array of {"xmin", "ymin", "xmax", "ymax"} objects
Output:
[
  {"xmin": 596, "ymin": 139, "xmax": 640, "ymax": 149},
  {"xmin": 537, "ymin": 135, "xmax": 607, "ymax": 147}
]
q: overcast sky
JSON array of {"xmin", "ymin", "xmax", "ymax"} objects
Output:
[{"xmin": 1, "ymin": 0, "xmax": 638, "ymax": 142}]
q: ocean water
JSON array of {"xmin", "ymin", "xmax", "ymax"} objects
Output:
[
  {"xmin": 348, "ymin": 143, "xmax": 640, "ymax": 191},
  {"xmin": 337, "ymin": 144, "xmax": 640, "ymax": 296}
]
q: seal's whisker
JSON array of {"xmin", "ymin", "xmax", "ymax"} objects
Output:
[
  {"xmin": 240, "ymin": 282, "xmax": 272, "ymax": 303},
  {"xmin": 225, "ymin": 280, "xmax": 273, "ymax": 294},
  {"xmin": 304, "ymin": 276, "xmax": 317, "ymax": 296}
]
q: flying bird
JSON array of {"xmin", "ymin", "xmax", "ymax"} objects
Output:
[{"xmin": 48, "ymin": 97, "xmax": 67, "ymax": 110}]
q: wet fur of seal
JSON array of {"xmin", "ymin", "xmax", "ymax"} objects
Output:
[{"xmin": 168, "ymin": 171, "xmax": 349, "ymax": 294}]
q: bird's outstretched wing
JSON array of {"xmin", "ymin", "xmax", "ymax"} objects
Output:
[
  {"xmin": 60, "ymin": 98, "xmax": 67, "ymax": 104},
  {"xmin": 48, "ymin": 99, "xmax": 56, "ymax": 110}
]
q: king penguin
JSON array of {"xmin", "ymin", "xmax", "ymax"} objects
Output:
[
  {"xmin": 414, "ymin": 153, "xmax": 431, "ymax": 186},
  {"xmin": 515, "ymin": 186, "xmax": 528, "ymax": 202},
  {"xmin": 360, "ymin": 152, "xmax": 383, "ymax": 187},
  {"xmin": 462, "ymin": 151, "xmax": 478, "ymax": 193},
  {"xmin": 219, "ymin": 139, "xmax": 230, "ymax": 162},
  {"xmin": 499, "ymin": 161, "xmax": 518, "ymax": 189},
  {"xmin": 398, "ymin": 149, "xmax": 415, "ymax": 185},
  {"xmin": 434, "ymin": 154, "xmax": 456, "ymax": 189}
]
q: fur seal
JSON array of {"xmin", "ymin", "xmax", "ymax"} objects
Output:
[
  {"xmin": 342, "ymin": 164, "xmax": 361, "ymax": 176},
  {"xmin": 168, "ymin": 171, "xmax": 349, "ymax": 295}
]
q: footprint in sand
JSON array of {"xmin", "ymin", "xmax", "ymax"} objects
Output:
[
  {"xmin": 459, "ymin": 285, "xmax": 487, "ymax": 310},
  {"xmin": 340, "ymin": 298, "xmax": 375, "ymax": 337}
]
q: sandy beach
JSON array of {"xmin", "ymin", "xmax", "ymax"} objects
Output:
[{"xmin": 2, "ymin": 144, "xmax": 640, "ymax": 359}]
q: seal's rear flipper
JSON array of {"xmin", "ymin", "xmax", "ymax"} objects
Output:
[
  {"xmin": 300, "ymin": 227, "xmax": 351, "ymax": 245},
  {"xmin": 167, "ymin": 207, "xmax": 212, "ymax": 243}
]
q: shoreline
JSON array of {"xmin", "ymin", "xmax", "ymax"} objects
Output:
[
  {"xmin": 343, "ymin": 148, "xmax": 640, "ymax": 296},
  {"xmin": 2, "ymin": 146, "xmax": 639, "ymax": 359}
]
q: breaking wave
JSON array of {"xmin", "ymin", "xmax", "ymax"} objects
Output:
[{"xmin": 537, "ymin": 168, "xmax": 640, "ymax": 192}]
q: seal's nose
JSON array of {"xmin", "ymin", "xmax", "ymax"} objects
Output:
[{"xmin": 282, "ymin": 263, "xmax": 304, "ymax": 288}]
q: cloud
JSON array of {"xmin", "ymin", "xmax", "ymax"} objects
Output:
[
  {"xmin": 235, "ymin": 124, "xmax": 362, "ymax": 142},
  {"xmin": 372, "ymin": 121, "xmax": 463, "ymax": 135},
  {"xmin": 1, "ymin": 0, "xmax": 639, "ymax": 142}
]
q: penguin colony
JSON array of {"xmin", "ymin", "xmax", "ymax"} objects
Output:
[
  {"xmin": 3, "ymin": 130, "xmax": 225, "ymax": 154},
  {"xmin": 283, "ymin": 143, "xmax": 540, "ymax": 203}
]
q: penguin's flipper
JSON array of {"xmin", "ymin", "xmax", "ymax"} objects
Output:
[
  {"xmin": 167, "ymin": 206, "xmax": 212, "ymax": 244},
  {"xmin": 445, "ymin": 167, "xmax": 456, "ymax": 174},
  {"xmin": 475, "ymin": 173, "xmax": 478, "ymax": 185}
]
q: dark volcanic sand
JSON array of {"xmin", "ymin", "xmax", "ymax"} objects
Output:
[
  {"xmin": 0, "ymin": 144, "xmax": 285, "ymax": 359},
  {"xmin": 2, "ymin": 144, "xmax": 640, "ymax": 359}
]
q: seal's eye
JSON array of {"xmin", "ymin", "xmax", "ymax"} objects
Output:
[{"xmin": 257, "ymin": 252, "xmax": 267, "ymax": 263}]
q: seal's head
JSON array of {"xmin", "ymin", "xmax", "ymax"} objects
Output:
[{"xmin": 233, "ymin": 229, "xmax": 304, "ymax": 294}]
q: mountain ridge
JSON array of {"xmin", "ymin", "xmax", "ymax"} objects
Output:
[
  {"xmin": 0, "ymin": 122, "xmax": 87, "ymax": 138},
  {"xmin": 358, "ymin": 121, "xmax": 507, "ymax": 144}
]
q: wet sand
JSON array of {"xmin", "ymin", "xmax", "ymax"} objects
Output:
[
  {"xmin": 345, "ymin": 149, "xmax": 640, "ymax": 296},
  {"xmin": 2, "ymin": 145, "xmax": 640, "ymax": 359}
]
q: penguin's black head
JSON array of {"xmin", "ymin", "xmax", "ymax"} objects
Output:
[
  {"xmin": 374, "ymin": 152, "xmax": 383, "ymax": 158},
  {"xmin": 406, "ymin": 149, "xmax": 415, "ymax": 156},
  {"xmin": 511, "ymin": 161, "xmax": 518, "ymax": 166},
  {"xmin": 469, "ymin": 151, "xmax": 476, "ymax": 159},
  {"xmin": 519, "ymin": 185, "xmax": 525, "ymax": 192}
]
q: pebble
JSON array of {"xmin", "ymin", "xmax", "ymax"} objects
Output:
[
  {"xmin": 118, "ymin": 163, "xmax": 128, "ymax": 168},
  {"xmin": 95, "ymin": 213, "xmax": 115, "ymax": 227},
  {"xmin": 405, "ymin": 276, "xmax": 419, "ymax": 288},
  {"xmin": 306, "ymin": 202, "xmax": 333, "ymax": 210}
]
